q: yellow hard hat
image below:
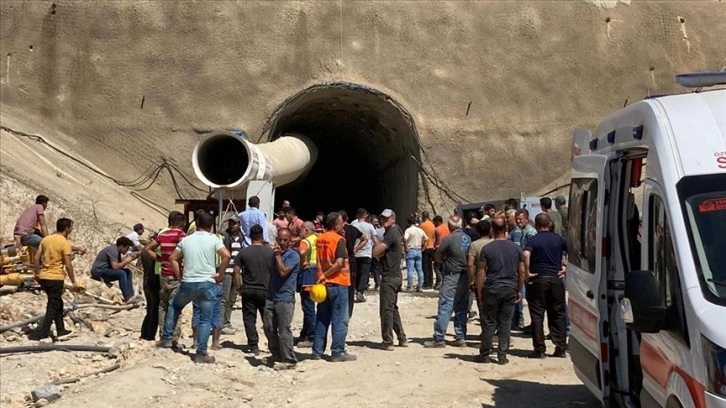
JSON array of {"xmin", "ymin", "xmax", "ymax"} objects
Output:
[{"xmin": 310, "ymin": 284, "xmax": 327, "ymax": 303}]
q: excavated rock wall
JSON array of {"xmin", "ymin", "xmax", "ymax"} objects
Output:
[{"xmin": 1, "ymin": 1, "xmax": 724, "ymax": 214}]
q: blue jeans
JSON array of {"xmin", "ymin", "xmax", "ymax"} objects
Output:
[
  {"xmin": 163, "ymin": 281, "xmax": 216, "ymax": 355},
  {"xmin": 92, "ymin": 268, "xmax": 134, "ymax": 301},
  {"xmin": 299, "ymin": 290, "xmax": 316, "ymax": 341},
  {"xmin": 405, "ymin": 249, "xmax": 424, "ymax": 289},
  {"xmin": 192, "ymin": 283, "xmax": 223, "ymax": 330},
  {"xmin": 433, "ymin": 272, "xmax": 469, "ymax": 342},
  {"xmin": 20, "ymin": 233, "xmax": 43, "ymax": 248},
  {"xmin": 313, "ymin": 284, "xmax": 349, "ymax": 357}
]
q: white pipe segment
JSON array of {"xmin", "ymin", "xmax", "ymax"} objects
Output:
[{"xmin": 192, "ymin": 130, "xmax": 317, "ymax": 189}]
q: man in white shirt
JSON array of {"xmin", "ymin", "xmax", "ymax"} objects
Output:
[
  {"xmin": 404, "ymin": 214, "xmax": 428, "ymax": 291},
  {"xmin": 350, "ymin": 208, "xmax": 380, "ymax": 303},
  {"xmin": 126, "ymin": 223, "xmax": 146, "ymax": 252},
  {"xmin": 158, "ymin": 213, "xmax": 231, "ymax": 364}
]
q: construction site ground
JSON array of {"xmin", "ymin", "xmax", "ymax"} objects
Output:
[{"xmin": 0, "ymin": 284, "xmax": 599, "ymax": 408}]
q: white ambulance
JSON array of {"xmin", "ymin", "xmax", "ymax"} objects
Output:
[{"xmin": 567, "ymin": 72, "xmax": 726, "ymax": 408}]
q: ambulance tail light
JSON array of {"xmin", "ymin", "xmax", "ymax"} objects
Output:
[{"xmin": 701, "ymin": 335, "xmax": 726, "ymax": 397}]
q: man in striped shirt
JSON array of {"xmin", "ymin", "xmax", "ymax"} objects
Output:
[{"xmin": 146, "ymin": 211, "xmax": 187, "ymax": 347}]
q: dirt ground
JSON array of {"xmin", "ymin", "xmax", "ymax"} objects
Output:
[{"xmin": 0, "ymin": 282, "xmax": 599, "ymax": 408}]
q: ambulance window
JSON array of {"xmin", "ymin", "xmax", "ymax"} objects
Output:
[
  {"xmin": 568, "ymin": 178, "xmax": 598, "ymax": 273},
  {"xmin": 649, "ymin": 194, "xmax": 688, "ymax": 342},
  {"xmin": 649, "ymin": 196, "xmax": 674, "ymax": 307}
]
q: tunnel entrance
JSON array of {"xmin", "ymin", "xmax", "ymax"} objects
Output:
[{"xmin": 264, "ymin": 83, "xmax": 421, "ymax": 220}]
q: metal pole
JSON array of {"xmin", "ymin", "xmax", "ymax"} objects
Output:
[{"xmin": 217, "ymin": 189, "xmax": 224, "ymax": 233}]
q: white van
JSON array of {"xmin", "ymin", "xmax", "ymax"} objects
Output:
[{"xmin": 567, "ymin": 72, "xmax": 726, "ymax": 408}]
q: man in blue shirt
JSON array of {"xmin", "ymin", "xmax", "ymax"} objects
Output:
[
  {"xmin": 239, "ymin": 196, "xmax": 271, "ymax": 245},
  {"xmin": 262, "ymin": 228, "xmax": 300, "ymax": 370},
  {"xmin": 523, "ymin": 213, "xmax": 568, "ymax": 359}
]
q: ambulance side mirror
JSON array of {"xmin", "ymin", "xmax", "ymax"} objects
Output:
[{"xmin": 623, "ymin": 270, "xmax": 666, "ymax": 333}]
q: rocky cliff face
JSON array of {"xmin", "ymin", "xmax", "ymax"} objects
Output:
[{"xmin": 1, "ymin": 1, "xmax": 724, "ymax": 217}]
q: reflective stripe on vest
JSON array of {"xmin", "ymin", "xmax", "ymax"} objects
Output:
[{"xmin": 316, "ymin": 231, "xmax": 350, "ymax": 286}]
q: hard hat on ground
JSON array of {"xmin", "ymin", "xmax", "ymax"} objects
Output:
[{"xmin": 310, "ymin": 283, "xmax": 327, "ymax": 303}]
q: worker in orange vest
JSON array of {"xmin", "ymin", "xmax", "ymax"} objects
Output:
[{"xmin": 311, "ymin": 212, "xmax": 357, "ymax": 362}]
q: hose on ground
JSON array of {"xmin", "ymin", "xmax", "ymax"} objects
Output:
[
  {"xmin": 0, "ymin": 344, "xmax": 112, "ymax": 355},
  {"xmin": 0, "ymin": 314, "xmax": 45, "ymax": 334}
]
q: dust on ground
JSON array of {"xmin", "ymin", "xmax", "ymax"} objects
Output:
[{"xmin": 1, "ymin": 283, "xmax": 599, "ymax": 408}]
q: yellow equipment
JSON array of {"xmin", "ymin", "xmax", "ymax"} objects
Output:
[
  {"xmin": 0, "ymin": 273, "xmax": 35, "ymax": 286},
  {"xmin": 310, "ymin": 283, "xmax": 327, "ymax": 303}
]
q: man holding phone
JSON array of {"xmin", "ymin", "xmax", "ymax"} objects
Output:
[{"xmin": 91, "ymin": 236, "xmax": 142, "ymax": 304}]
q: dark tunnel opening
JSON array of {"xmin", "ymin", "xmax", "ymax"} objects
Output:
[
  {"xmin": 198, "ymin": 134, "xmax": 249, "ymax": 186},
  {"xmin": 265, "ymin": 83, "xmax": 421, "ymax": 221}
]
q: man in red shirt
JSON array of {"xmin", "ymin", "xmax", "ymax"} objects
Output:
[
  {"xmin": 284, "ymin": 207, "xmax": 304, "ymax": 245},
  {"xmin": 146, "ymin": 211, "xmax": 187, "ymax": 347},
  {"xmin": 14, "ymin": 195, "xmax": 50, "ymax": 255}
]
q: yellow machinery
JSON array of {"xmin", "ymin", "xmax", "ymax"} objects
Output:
[{"xmin": 1, "ymin": 243, "xmax": 35, "ymax": 287}]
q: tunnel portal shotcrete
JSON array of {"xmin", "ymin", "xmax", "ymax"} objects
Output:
[{"xmin": 193, "ymin": 83, "xmax": 423, "ymax": 220}]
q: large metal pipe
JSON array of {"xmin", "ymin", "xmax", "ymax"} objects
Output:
[{"xmin": 192, "ymin": 131, "xmax": 317, "ymax": 190}]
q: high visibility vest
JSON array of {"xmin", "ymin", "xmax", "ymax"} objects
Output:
[
  {"xmin": 302, "ymin": 234, "xmax": 317, "ymax": 266},
  {"xmin": 316, "ymin": 231, "xmax": 350, "ymax": 286}
]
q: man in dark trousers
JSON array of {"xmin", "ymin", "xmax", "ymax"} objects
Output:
[
  {"xmin": 263, "ymin": 228, "xmax": 300, "ymax": 370},
  {"xmin": 221, "ymin": 215, "xmax": 245, "ymax": 335},
  {"xmin": 233, "ymin": 225, "xmax": 272, "ymax": 356},
  {"xmin": 476, "ymin": 217, "xmax": 525, "ymax": 365},
  {"xmin": 338, "ymin": 210, "xmax": 367, "ymax": 318},
  {"xmin": 140, "ymin": 230, "xmax": 161, "ymax": 341},
  {"xmin": 524, "ymin": 213, "xmax": 568, "ymax": 358},
  {"xmin": 373, "ymin": 209, "xmax": 408, "ymax": 350}
]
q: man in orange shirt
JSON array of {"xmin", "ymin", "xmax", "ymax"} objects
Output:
[
  {"xmin": 433, "ymin": 215, "xmax": 450, "ymax": 290},
  {"xmin": 419, "ymin": 211, "xmax": 436, "ymax": 290},
  {"xmin": 312, "ymin": 212, "xmax": 356, "ymax": 362}
]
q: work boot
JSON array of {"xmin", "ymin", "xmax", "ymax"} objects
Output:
[
  {"xmin": 156, "ymin": 339, "xmax": 173, "ymax": 348},
  {"xmin": 296, "ymin": 339, "xmax": 313, "ymax": 348},
  {"xmin": 497, "ymin": 356, "xmax": 510, "ymax": 365},
  {"xmin": 398, "ymin": 337, "xmax": 409, "ymax": 347},
  {"xmin": 331, "ymin": 352, "xmax": 357, "ymax": 362},
  {"xmin": 193, "ymin": 353, "xmax": 216, "ymax": 364},
  {"xmin": 125, "ymin": 295, "xmax": 144, "ymax": 305},
  {"xmin": 380, "ymin": 342, "xmax": 394, "ymax": 351},
  {"xmin": 452, "ymin": 338, "xmax": 467, "ymax": 347},
  {"xmin": 356, "ymin": 292, "xmax": 366, "ymax": 303},
  {"xmin": 263, "ymin": 355, "xmax": 281, "ymax": 367},
  {"xmin": 476, "ymin": 354, "xmax": 492, "ymax": 364},
  {"xmin": 423, "ymin": 340, "xmax": 445, "ymax": 348},
  {"xmin": 221, "ymin": 327, "xmax": 236, "ymax": 335},
  {"xmin": 527, "ymin": 351, "xmax": 547, "ymax": 359},
  {"xmin": 55, "ymin": 329, "xmax": 74, "ymax": 341},
  {"xmin": 552, "ymin": 348, "xmax": 568, "ymax": 358},
  {"xmin": 273, "ymin": 361, "xmax": 297, "ymax": 371},
  {"xmin": 248, "ymin": 344, "xmax": 260, "ymax": 356}
]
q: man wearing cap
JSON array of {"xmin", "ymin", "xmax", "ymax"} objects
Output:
[
  {"xmin": 373, "ymin": 209, "xmax": 408, "ymax": 350},
  {"xmin": 425, "ymin": 215, "xmax": 471, "ymax": 348},
  {"xmin": 221, "ymin": 214, "xmax": 245, "ymax": 335}
]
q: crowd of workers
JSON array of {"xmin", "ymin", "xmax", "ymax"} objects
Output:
[{"xmin": 14, "ymin": 192, "xmax": 571, "ymax": 368}]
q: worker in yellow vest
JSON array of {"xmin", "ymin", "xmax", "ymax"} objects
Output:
[{"xmin": 296, "ymin": 221, "xmax": 318, "ymax": 347}]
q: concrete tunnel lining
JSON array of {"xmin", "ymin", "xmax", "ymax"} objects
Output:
[{"xmin": 265, "ymin": 83, "xmax": 421, "ymax": 220}]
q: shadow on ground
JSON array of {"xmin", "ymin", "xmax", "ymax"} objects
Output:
[{"xmin": 480, "ymin": 379, "xmax": 599, "ymax": 408}]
